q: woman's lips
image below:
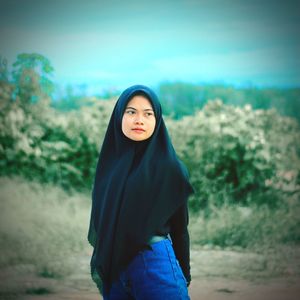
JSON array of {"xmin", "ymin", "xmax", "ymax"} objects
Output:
[{"xmin": 132, "ymin": 128, "xmax": 145, "ymax": 133}]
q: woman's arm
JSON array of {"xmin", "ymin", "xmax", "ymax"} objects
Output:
[{"xmin": 169, "ymin": 203, "xmax": 191, "ymax": 286}]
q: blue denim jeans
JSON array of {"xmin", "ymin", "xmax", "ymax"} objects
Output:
[{"xmin": 103, "ymin": 238, "xmax": 190, "ymax": 299}]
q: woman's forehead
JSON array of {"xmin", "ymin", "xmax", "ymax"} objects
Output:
[{"xmin": 126, "ymin": 95, "xmax": 154, "ymax": 109}]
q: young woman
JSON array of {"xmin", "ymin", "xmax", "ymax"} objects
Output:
[{"xmin": 88, "ymin": 85, "xmax": 194, "ymax": 299}]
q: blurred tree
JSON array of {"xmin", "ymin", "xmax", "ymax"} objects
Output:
[
  {"xmin": 157, "ymin": 82, "xmax": 300, "ymax": 123},
  {"xmin": 0, "ymin": 56, "xmax": 14, "ymax": 110},
  {"xmin": 0, "ymin": 55, "xmax": 9, "ymax": 82},
  {"xmin": 158, "ymin": 81, "xmax": 203, "ymax": 118},
  {"xmin": 12, "ymin": 53, "xmax": 54, "ymax": 106}
]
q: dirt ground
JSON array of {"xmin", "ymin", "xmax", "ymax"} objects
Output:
[{"xmin": 1, "ymin": 247, "xmax": 299, "ymax": 300}]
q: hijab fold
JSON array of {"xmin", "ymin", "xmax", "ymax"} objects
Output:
[{"xmin": 88, "ymin": 85, "xmax": 193, "ymax": 293}]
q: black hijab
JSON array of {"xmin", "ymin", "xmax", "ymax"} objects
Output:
[{"xmin": 88, "ymin": 84, "xmax": 193, "ymax": 292}]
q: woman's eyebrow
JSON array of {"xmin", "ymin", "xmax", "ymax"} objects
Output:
[{"xmin": 126, "ymin": 106, "xmax": 154, "ymax": 111}]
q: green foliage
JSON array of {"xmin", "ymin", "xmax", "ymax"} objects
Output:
[
  {"xmin": 166, "ymin": 100, "xmax": 300, "ymax": 210},
  {"xmin": 1, "ymin": 81, "xmax": 299, "ymax": 209},
  {"xmin": 1, "ymin": 54, "xmax": 299, "ymax": 210},
  {"xmin": 0, "ymin": 56, "xmax": 9, "ymax": 82},
  {"xmin": 158, "ymin": 81, "xmax": 203, "ymax": 118},
  {"xmin": 158, "ymin": 82, "xmax": 300, "ymax": 123},
  {"xmin": 51, "ymin": 84, "xmax": 91, "ymax": 111},
  {"xmin": 51, "ymin": 94, "xmax": 115, "ymax": 112},
  {"xmin": 0, "ymin": 92, "xmax": 115, "ymax": 191},
  {"xmin": 12, "ymin": 53, "xmax": 54, "ymax": 105}
]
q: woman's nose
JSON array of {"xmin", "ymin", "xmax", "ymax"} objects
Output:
[{"xmin": 134, "ymin": 116, "xmax": 144, "ymax": 124}]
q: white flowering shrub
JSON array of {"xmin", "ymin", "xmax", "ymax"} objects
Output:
[
  {"xmin": 0, "ymin": 81, "xmax": 115, "ymax": 190},
  {"xmin": 1, "ymin": 83, "xmax": 299, "ymax": 209},
  {"xmin": 166, "ymin": 100, "xmax": 300, "ymax": 211}
]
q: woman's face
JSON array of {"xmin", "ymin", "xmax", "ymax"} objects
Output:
[{"xmin": 122, "ymin": 95, "xmax": 156, "ymax": 141}]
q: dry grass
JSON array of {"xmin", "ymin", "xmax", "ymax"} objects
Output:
[{"xmin": 0, "ymin": 176, "xmax": 90, "ymax": 278}]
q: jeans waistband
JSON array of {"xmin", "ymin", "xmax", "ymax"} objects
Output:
[{"xmin": 148, "ymin": 235, "xmax": 168, "ymax": 245}]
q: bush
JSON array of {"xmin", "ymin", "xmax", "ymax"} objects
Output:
[
  {"xmin": 0, "ymin": 88, "xmax": 115, "ymax": 191},
  {"xmin": 166, "ymin": 100, "xmax": 300, "ymax": 211},
  {"xmin": 1, "ymin": 84, "xmax": 299, "ymax": 211}
]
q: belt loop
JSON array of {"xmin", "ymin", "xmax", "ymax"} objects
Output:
[{"xmin": 166, "ymin": 234, "xmax": 173, "ymax": 245}]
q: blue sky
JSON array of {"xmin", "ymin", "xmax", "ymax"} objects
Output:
[{"xmin": 1, "ymin": 0, "xmax": 300, "ymax": 93}]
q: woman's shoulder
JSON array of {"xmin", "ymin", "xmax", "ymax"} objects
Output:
[{"xmin": 159, "ymin": 156, "xmax": 189, "ymax": 178}]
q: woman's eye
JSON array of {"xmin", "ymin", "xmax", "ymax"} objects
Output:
[
  {"xmin": 127, "ymin": 110, "xmax": 135, "ymax": 115},
  {"xmin": 146, "ymin": 112, "xmax": 153, "ymax": 117}
]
